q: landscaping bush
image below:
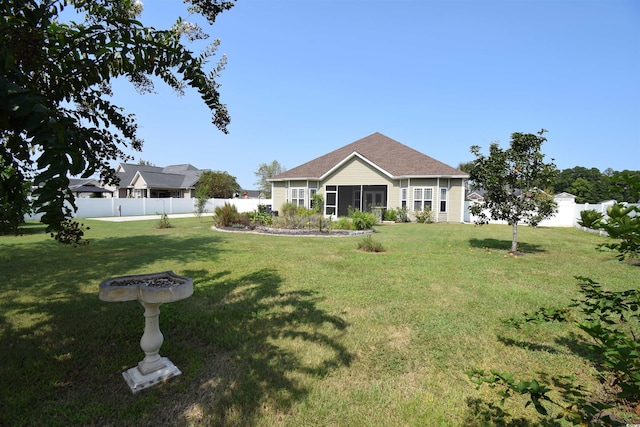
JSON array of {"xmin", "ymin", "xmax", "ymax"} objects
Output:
[
  {"xmin": 349, "ymin": 209, "xmax": 377, "ymax": 230},
  {"xmin": 357, "ymin": 234, "xmax": 385, "ymax": 252},
  {"xmin": 247, "ymin": 209, "xmax": 272, "ymax": 226},
  {"xmin": 331, "ymin": 216, "xmax": 353, "ymax": 230},
  {"xmin": 213, "ymin": 203, "xmax": 243, "ymax": 227},
  {"xmin": 156, "ymin": 213, "xmax": 171, "ymax": 229},
  {"xmin": 414, "ymin": 207, "xmax": 434, "ymax": 223},
  {"xmin": 395, "ymin": 206, "xmax": 410, "ymax": 222},
  {"xmin": 383, "ymin": 209, "xmax": 398, "ymax": 222}
]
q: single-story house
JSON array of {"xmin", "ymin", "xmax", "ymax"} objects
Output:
[
  {"xmin": 268, "ymin": 132, "xmax": 469, "ymax": 222},
  {"xmin": 106, "ymin": 163, "xmax": 207, "ymax": 198},
  {"xmin": 68, "ymin": 178, "xmax": 113, "ymax": 198}
]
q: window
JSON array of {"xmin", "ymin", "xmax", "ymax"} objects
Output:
[
  {"xmin": 439, "ymin": 188, "xmax": 448, "ymax": 212},
  {"xmin": 401, "ymin": 188, "xmax": 407, "ymax": 208},
  {"xmin": 325, "ymin": 185, "xmax": 337, "ymax": 215},
  {"xmin": 290, "ymin": 188, "xmax": 305, "ymax": 206},
  {"xmin": 309, "ymin": 188, "xmax": 317, "ymax": 209},
  {"xmin": 413, "ymin": 188, "xmax": 433, "ymax": 211}
]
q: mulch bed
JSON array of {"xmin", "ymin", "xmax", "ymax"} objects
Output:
[{"xmin": 212, "ymin": 226, "xmax": 373, "ymax": 237}]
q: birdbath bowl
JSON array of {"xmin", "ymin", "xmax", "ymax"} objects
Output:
[{"xmin": 99, "ymin": 270, "xmax": 193, "ymax": 393}]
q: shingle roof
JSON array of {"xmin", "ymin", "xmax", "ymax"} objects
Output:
[
  {"xmin": 117, "ymin": 163, "xmax": 204, "ymax": 188},
  {"xmin": 270, "ymin": 132, "xmax": 467, "ymax": 180}
]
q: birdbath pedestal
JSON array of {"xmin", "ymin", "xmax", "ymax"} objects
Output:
[{"xmin": 99, "ymin": 271, "xmax": 193, "ymax": 393}]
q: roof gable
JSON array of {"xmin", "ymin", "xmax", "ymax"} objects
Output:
[
  {"xmin": 271, "ymin": 133, "xmax": 467, "ymax": 180},
  {"xmin": 116, "ymin": 163, "xmax": 203, "ymax": 189}
]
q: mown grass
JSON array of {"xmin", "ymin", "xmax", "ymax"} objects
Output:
[{"xmin": 0, "ymin": 218, "xmax": 636, "ymax": 426}]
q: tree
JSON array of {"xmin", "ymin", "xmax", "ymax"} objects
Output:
[
  {"xmin": 468, "ymin": 129, "xmax": 557, "ymax": 254},
  {"xmin": 0, "ymin": 157, "xmax": 31, "ymax": 234},
  {"xmin": 1, "ymin": 0, "xmax": 233, "ymax": 243},
  {"xmin": 195, "ymin": 170, "xmax": 239, "ymax": 199},
  {"xmin": 579, "ymin": 172, "xmax": 640, "ymax": 262},
  {"xmin": 254, "ymin": 160, "xmax": 286, "ymax": 199}
]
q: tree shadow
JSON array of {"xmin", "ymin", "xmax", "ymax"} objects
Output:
[
  {"xmin": 462, "ymin": 397, "xmax": 560, "ymax": 426},
  {"xmin": 469, "ymin": 238, "xmax": 545, "ymax": 253},
  {"xmin": 0, "ymin": 243, "xmax": 353, "ymax": 426},
  {"xmin": 154, "ymin": 267, "xmax": 353, "ymax": 425},
  {"xmin": 496, "ymin": 335, "xmax": 560, "ymax": 354}
]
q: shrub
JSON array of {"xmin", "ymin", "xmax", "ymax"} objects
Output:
[
  {"xmin": 357, "ymin": 235, "xmax": 385, "ymax": 252},
  {"xmin": 383, "ymin": 209, "xmax": 398, "ymax": 222},
  {"xmin": 349, "ymin": 209, "xmax": 377, "ymax": 230},
  {"xmin": 311, "ymin": 192, "xmax": 324, "ymax": 214},
  {"xmin": 331, "ymin": 217, "xmax": 353, "ymax": 230},
  {"xmin": 213, "ymin": 203, "xmax": 241, "ymax": 227},
  {"xmin": 414, "ymin": 207, "xmax": 434, "ymax": 223},
  {"xmin": 395, "ymin": 206, "xmax": 410, "ymax": 222},
  {"xmin": 247, "ymin": 209, "xmax": 272, "ymax": 226},
  {"xmin": 156, "ymin": 213, "xmax": 171, "ymax": 229},
  {"xmin": 468, "ymin": 276, "xmax": 640, "ymax": 424}
]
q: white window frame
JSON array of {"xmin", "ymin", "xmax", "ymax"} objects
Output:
[
  {"xmin": 325, "ymin": 185, "xmax": 337, "ymax": 216},
  {"xmin": 413, "ymin": 187, "xmax": 433, "ymax": 211},
  {"xmin": 401, "ymin": 187, "xmax": 408, "ymax": 208},
  {"xmin": 290, "ymin": 188, "xmax": 305, "ymax": 207},
  {"xmin": 439, "ymin": 187, "xmax": 448, "ymax": 213}
]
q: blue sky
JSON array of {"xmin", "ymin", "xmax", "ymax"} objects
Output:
[{"xmin": 109, "ymin": 0, "xmax": 639, "ymax": 189}]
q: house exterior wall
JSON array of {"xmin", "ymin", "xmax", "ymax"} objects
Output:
[
  {"xmin": 447, "ymin": 179, "xmax": 465, "ymax": 223},
  {"xmin": 323, "ymin": 158, "xmax": 392, "ymax": 186},
  {"xmin": 270, "ymin": 159, "xmax": 466, "ymax": 222}
]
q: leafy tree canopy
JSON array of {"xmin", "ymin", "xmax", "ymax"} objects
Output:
[
  {"xmin": 254, "ymin": 160, "xmax": 286, "ymax": 199},
  {"xmin": 469, "ymin": 129, "xmax": 557, "ymax": 253},
  {"xmin": 552, "ymin": 166, "xmax": 640, "ymax": 204},
  {"xmin": 196, "ymin": 170, "xmax": 239, "ymax": 199},
  {"xmin": 1, "ymin": 0, "xmax": 234, "ymax": 243}
]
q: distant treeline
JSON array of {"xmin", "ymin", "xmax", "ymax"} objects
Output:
[{"xmin": 552, "ymin": 167, "xmax": 639, "ymax": 204}]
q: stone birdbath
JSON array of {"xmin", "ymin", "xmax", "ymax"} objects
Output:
[{"xmin": 99, "ymin": 270, "xmax": 193, "ymax": 393}]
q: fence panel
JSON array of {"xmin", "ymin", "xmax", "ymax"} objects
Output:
[{"xmin": 26, "ymin": 197, "xmax": 272, "ymax": 220}]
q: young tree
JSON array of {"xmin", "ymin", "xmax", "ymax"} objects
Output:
[
  {"xmin": 469, "ymin": 129, "xmax": 557, "ymax": 253},
  {"xmin": 195, "ymin": 170, "xmax": 239, "ymax": 199},
  {"xmin": 254, "ymin": 160, "xmax": 286, "ymax": 199},
  {"xmin": 1, "ymin": 0, "xmax": 233, "ymax": 243}
]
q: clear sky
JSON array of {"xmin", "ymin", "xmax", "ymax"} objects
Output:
[{"xmin": 108, "ymin": 0, "xmax": 640, "ymax": 190}]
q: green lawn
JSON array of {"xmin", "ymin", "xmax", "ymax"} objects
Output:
[{"xmin": 0, "ymin": 218, "xmax": 636, "ymax": 426}]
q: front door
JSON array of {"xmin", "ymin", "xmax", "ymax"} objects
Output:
[{"xmin": 363, "ymin": 190, "xmax": 384, "ymax": 212}]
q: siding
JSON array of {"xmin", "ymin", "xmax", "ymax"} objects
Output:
[
  {"xmin": 447, "ymin": 179, "xmax": 465, "ymax": 223},
  {"xmin": 323, "ymin": 158, "xmax": 394, "ymax": 186}
]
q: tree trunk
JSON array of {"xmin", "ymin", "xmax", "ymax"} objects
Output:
[{"xmin": 511, "ymin": 222, "xmax": 518, "ymax": 253}]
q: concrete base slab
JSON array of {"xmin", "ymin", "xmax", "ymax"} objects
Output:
[{"xmin": 122, "ymin": 357, "xmax": 181, "ymax": 394}]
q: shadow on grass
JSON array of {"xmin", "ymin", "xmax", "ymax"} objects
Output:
[
  {"xmin": 463, "ymin": 398, "xmax": 558, "ymax": 426},
  {"xmin": 0, "ymin": 235, "xmax": 352, "ymax": 426},
  {"xmin": 496, "ymin": 336, "xmax": 560, "ymax": 354},
  {"xmin": 469, "ymin": 238, "xmax": 545, "ymax": 254},
  {"xmin": 157, "ymin": 267, "xmax": 353, "ymax": 425}
]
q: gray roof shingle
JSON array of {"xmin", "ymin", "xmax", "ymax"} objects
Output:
[
  {"xmin": 117, "ymin": 163, "xmax": 204, "ymax": 188},
  {"xmin": 271, "ymin": 133, "xmax": 467, "ymax": 180}
]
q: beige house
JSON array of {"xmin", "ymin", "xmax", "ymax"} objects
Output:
[{"xmin": 268, "ymin": 133, "xmax": 469, "ymax": 222}]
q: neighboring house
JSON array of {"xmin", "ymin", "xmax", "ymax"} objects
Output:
[
  {"xmin": 466, "ymin": 190, "xmax": 485, "ymax": 203},
  {"xmin": 107, "ymin": 163, "xmax": 207, "ymax": 198},
  {"xmin": 268, "ymin": 132, "xmax": 469, "ymax": 222},
  {"xmin": 69, "ymin": 178, "xmax": 113, "ymax": 198}
]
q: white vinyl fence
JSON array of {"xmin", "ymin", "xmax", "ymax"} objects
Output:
[
  {"xmin": 26, "ymin": 197, "xmax": 272, "ymax": 220},
  {"xmin": 464, "ymin": 199, "xmax": 638, "ymax": 228}
]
